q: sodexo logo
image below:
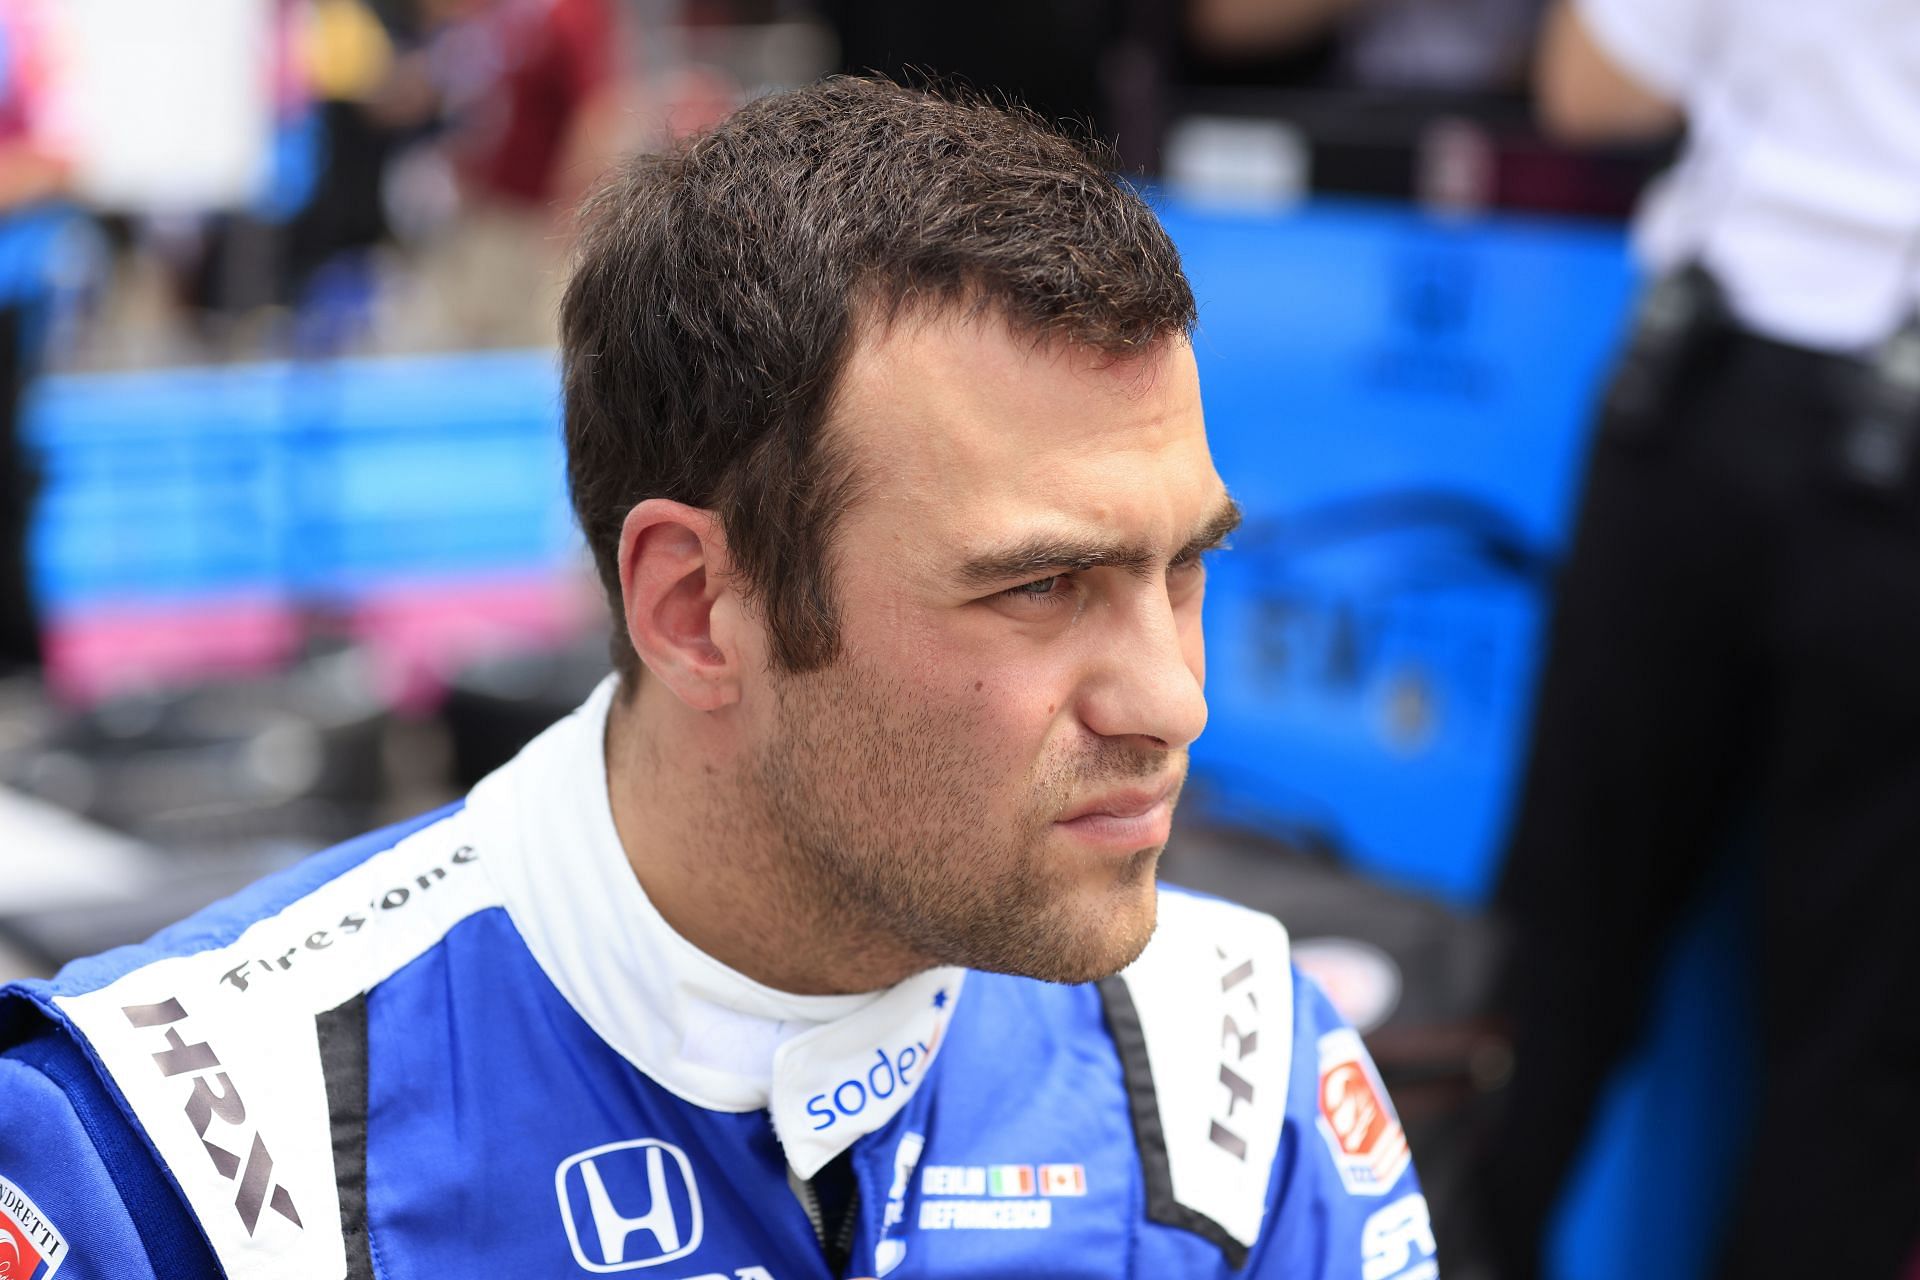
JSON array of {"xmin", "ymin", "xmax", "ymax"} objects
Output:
[
  {"xmin": 555, "ymin": 1139, "xmax": 703, "ymax": 1272},
  {"xmin": 805, "ymin": 1042, "xmax": 929, "ymax": 1131}
]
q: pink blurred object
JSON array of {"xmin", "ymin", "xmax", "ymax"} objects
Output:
[
  {"xmin": 42, "ymin": 594, "xmax": 303, "ymax": 704},
  {"xmin": 342, "ymin": 571, "xmax": 598, "ymax": 713},
  {"xmin": 43, "ymin": 572, "xmax": 599, "ymax": 711}
]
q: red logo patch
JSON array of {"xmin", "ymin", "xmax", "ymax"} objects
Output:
[
  {"xmin": 1, "ymin": 1211, "xmax": 45, "ymax": 1279},
  {"xmin": 1311, "ymin": 1029, "xmax": 1410, "ymax": 1197},
  {"xmin": 0, "ymin": 1175, "xmax": 66, "ymax": 1279},
  {"xmin": 1320, "ymin": 1060, "xmax": 1390, "ymax": 1157}
]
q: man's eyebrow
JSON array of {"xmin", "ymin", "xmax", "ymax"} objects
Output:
[
  {"xmin": 957, "ymin": 496, "xmax": 1242, "ymax": 589},
  {"xmin": 1174, "ymin": 497, "xmax": 1243, "ymax": 561},
  {"xmin": 957, "ymin": 536, "xmax": 1156, "ymax": 588}
]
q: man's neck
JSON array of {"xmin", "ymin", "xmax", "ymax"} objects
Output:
[{"xmin": 603, "ymin": 679, "xmax": 930, "ymax": 997}]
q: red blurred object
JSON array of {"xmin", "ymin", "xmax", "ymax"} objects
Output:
[{"xmin": 460, "ymin": 0, "xmax": 618, "ymax": 208}]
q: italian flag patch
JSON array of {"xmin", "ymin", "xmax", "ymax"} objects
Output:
[{"xmin": 986, "ymin": 1165, "xmax": 1035, "ymax": 1197}]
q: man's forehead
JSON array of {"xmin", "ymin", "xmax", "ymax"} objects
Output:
[
  {"xmin": 822, "ymin": 311, "xmax": 1222, "ymax": 584},
  {"xmin": 828, "ymin": 310, "xmax": 1205, "ymax": 484}
]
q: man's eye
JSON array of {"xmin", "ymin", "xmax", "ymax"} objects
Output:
[
  {"xmin": 1002, "ymin": 575, "xmax": 1065, "ymax": 603},
  {"xmin": 998, "ymin": 575, "xmax": 1075, "ymax": 610}
]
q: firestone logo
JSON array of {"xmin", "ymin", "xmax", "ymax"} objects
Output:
[{"xmin": 218, "ymin": 845, "xmax": 479, "ymax": 995}]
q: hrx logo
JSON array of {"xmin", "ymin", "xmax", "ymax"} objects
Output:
[
  {"xmin": 555, "ymin": 1140, "xmax": 703, "ymax": 1272},
  {"xmin": 119, "ymin": 999, "xmax": 301, "ymax": 1236}
]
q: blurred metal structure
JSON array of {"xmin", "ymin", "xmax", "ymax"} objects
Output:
[{"xmin": 0, "ymin": 649, "xmax": 410, "ymax": 972}]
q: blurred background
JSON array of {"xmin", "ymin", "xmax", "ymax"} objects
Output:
[{"xmin": 1, "ymin": 2, "xmax": 1912, "ymax": 1278}]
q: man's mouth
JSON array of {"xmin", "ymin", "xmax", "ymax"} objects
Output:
[{"xmin": 1053, "ymin": 777, "xmax": 1182, "ymax": 848}]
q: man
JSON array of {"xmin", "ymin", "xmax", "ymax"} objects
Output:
[
  {"xmin": 1478, "ymin": 2, "xmax": 1920, "ymax": 1277},
  {"xmin": 0, "ymin": 79, "xmax": 1434, "ymax": 1279}
]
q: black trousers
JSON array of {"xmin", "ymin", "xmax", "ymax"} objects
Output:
[{"xmin": 1479, "ymin": 329, "xmax": 1920, "ymax": 1278}]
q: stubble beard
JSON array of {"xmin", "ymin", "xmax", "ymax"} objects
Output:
[{"xmin": 746, "ymin": 658, "xmax": 1173, "ymax": 986}]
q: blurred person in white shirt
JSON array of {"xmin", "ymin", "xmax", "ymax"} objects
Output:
[{"xmin": 1479, "ymin": 3, "xmax": 1920, "ymax": 1278}]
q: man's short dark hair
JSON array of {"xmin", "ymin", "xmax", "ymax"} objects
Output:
[{"xmin": 561, "ymin": 76, "xmax": 1197, "ymax": 683}]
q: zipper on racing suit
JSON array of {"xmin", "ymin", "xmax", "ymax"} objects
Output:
[{"xmin": 788, "ymin": 1164, "xmax": 860, "ymax": 1275}]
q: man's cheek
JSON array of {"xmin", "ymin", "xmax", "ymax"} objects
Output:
[{"xmin": 953, "ymin": 659, "xmax": 1066, "ymax": 721}]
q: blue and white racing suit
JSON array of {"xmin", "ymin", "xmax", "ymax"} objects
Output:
[{"xmin": 0, "ymin": 678, "xmax": 1435, "ymax": 1280}]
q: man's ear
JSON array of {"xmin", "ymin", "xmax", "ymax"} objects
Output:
[{"xmin": 616, "ymin": 499, "xmax": 743, "ymax": 711}]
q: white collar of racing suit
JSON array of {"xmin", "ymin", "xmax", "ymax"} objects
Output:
[{"xmin": 472, "ymin": 674, "xmax": 965, "ymax": 1180}]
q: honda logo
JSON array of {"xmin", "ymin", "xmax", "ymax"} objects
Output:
[{"xmin": 555, "ymin": 1140, "xmax": 703, "ymax": 1272}]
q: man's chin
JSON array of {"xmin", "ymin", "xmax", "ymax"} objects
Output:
[{"xmin": 1021, "ymin": 851, "xmax": 1163, "ymax": 985}]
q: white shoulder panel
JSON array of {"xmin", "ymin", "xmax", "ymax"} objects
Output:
[
  {"xmin": 1115, "ymin": 888, "xmax": 1293, "ymax": 1251},
  {"xmin": 55, "ymin": 807, "xmax": 502, "ymax": 1280}
]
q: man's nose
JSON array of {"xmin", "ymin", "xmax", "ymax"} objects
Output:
[{"xmin": 1076, "ymin": 592, "xmax": 1208, "ymax": 751}]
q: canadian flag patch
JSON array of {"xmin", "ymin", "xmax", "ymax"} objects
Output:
[
  {"xmin": 1038, "ymin": 1165, "xmax": 1086, "ymax": 1197},
  {"xmin": 0, "ymin": 1175, "xmax": 68, "ymax": 1279},
  {"xmin": 1312, "ymin": 1028, "xmax": 1410, "ymax": 1197}
]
